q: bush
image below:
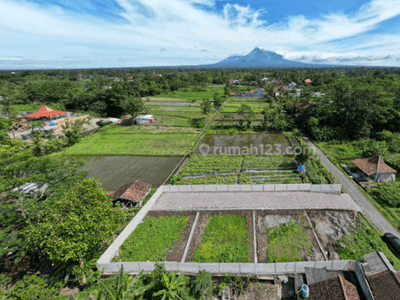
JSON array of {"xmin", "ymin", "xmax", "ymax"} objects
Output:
[{"xmin": 371, "ymin": 182, "xmax": 400, "ymax": 208}]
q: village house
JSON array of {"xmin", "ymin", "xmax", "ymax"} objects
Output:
[
  {"xmin": 352, "ymin": 154, "xmax": 397, "ymax": 182},
  {"xmin": 304, "ymin": 78, "xmax": 312, "ymax": 85},
  {"xmin": 102, "ymin": 85, "xmax": 112, "ymax": 90},
  {"xmin": 233, "ymin": 88, "xmax": 264, "ymax": 98},
  {"xmin": 112, "ymin": 180, "xmax": 152, "ymax": 207},
  {"xmin": 249, "ymin": 81, "xmax": 258, "ymax": 86}
]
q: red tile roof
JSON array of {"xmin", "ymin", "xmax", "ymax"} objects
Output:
[
  {"xmin": 304, "ymin": 78, "xmax": 312, "ymax": 84},
  {"xmin": 113, "ymin": 180, "xmax": 152, "ymax": 202},
  {"xmin": 352, "ymin": 155, "xmax": 397, "ymax": 176},
  {"xmin": 309, "ymin": 275, "xmax": 360, "ymax": 300},
  {"xmin": 294, "ymin": 100, "xmax": 311, "ymax": 109},
  {"xmin": 367, "ymin": 270, "xmax": 400, "ymax": 300},
  {"xmin": 24, "ymin": 105, "xmax": 67, "ymax": 119},
  {"xmin": 274, "ymin": 84, "xmax": 288, "ymax": 89}
]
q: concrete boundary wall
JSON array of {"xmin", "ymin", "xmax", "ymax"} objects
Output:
[
  {"xmin": 97, "ymin": 183, "xmax": 343, "ymax": 267},
  {"xmin": 97, "ymin": 260, "xmax": 354, "ymax": 275},
  {"xmin": 97, "ymin": 186, "xmax": 164, "ymax": 264},
  {"xmin": 162, "ymin": 184, "xmax": 342, "ymax": 194}
]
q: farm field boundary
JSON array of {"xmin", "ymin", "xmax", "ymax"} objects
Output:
[{"xmin": 97, "ymin": 260, "xmax": 354, "ymax": 275}]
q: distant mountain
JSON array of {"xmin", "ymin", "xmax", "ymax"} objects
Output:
[{"xmin": 205, "ymin": 47, "xmax": 318, "ymax": 68}]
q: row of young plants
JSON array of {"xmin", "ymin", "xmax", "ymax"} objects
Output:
[
  {"xmin": 179, "ymin": 154, "xmax": 297, "ymax": 178},
  {"xmin": 179, "ymin": 155, "xmax": 242, "ymax": 176},
  {"xmin": 239, "ymin": 172, "xmax": 303, "ymax": 184},
  {"xmin": 241, "ymin": 155, "xmax": 296, "ymax": 171},
  {"xmin": 305, "ymin": 160, "xmax": 329, "ymax": 184},
  {"xmin": 178, "ymin": 175, "xmax": 238, "ymax": 185},
  {"xmin": 176, "ymin": 171, "xmax": 303, "ymax": 185}
]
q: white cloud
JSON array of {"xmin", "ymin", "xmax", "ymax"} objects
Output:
[{"xmin": 0, "ymin": 0, "xmax": 400, "ymax": 68}]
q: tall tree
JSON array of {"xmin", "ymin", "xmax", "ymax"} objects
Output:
[{"xmin": 24, "ymin": 179, "xmax": 126, "ymax": 283}]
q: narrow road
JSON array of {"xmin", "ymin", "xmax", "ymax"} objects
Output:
[{"xmin": 305, "ymin": 138, "xmax": 399, "ymax": 235}]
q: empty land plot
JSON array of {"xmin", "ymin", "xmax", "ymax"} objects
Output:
[
  {"xmin": 267, "ymin": 219, "xmax": 312, "ymax": 263},
  {"xmin": 64, "ymin": 126, "xmax": 198, "ymax": 156},
  {"xmin": 80, "ymin": 156, "xmax": 182, "ymax": 190},
  {"xmin": 146, "ymin": 106, "xmax": 206, "ymax": 127},
  {"xmin": 179, "ymin": 155, "xmax": 242, "ymax": 176},
  {"xmin": 114, "ymin": 215, "xmax": 190, "ymax": 262},
  {"xmin": 191, "ymin": 214, "xmax": 251, "ymax": 263}
]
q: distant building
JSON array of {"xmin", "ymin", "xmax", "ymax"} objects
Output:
[
  {"xmin": 102, "ymin": 85, "xmax": 112, "ymax": 90},
  {"xmin": 23, "ymin": 105, "xmax": 68, "ymax": 120},
  {"xmin": 294, "ymin": 101, "xmax": 312, "ymax": 110},
  {"xmin": 108, "ymin": 76, "xmax": 121, "ymax": 82},
  {"xmin": 233, "ymin": 88, "xmax": 264, "ymax": 98},
  {"xmin": 135, "ymin": 114, "xmax": 154, "ymax": 124},
  {"xmin": 113, "ymin": 180, "xmax": 152, "ymax": 207},
  {"xmin": 249, "ymin": 81, "xmax": 258, "ymax": 86},
  {"xmin": 304, "ymin": 78, "xmax": 312, "ymax": 85},
  {"xmin": 352, "ymin": 154, "xmax": 396, "ymax": 182}
]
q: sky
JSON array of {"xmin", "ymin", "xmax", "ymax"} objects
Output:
[{"xmin": 1, "ymin": 0, "xmax": 400, "ymax": 69}]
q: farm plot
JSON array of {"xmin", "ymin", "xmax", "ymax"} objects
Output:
[
  {"xmin": 80, "ymin": 156, "xmax": 182, "ymax": 191},
  {"xmin": 147, "ymin": 106, "xmax": 206, "ymax": 127},
  {"xmin": 195, "ymin": 134, "xmax": 291, "ymax": 156},
  {"xmin": 238, "ymin": 171, "xmax": 302, "ymax": 184},
  {"xmin": 257, "ymin": 211, "xmax": 324, "ymax": 263},
  {"xmin": 179, "ymin": 155, "xmax": 242, "ymax": 176},
  {"xmin": 266, "ymin": 217, "xmax": 313, "ymax": 263},
  {"xmin": 64, "ymin": 126, "xmax": 198, "ymax": 156},
  {"xmin": 241, "ymin": 156, "xmax": 296, "ymax": 171},
  {"xmin": 190, "ymin": 213, "xmax": 252, "ymax": 263},
  {"xmin": 114, "ymin": 215, "xmax": 191, "ymax": 262},
  {"xmin": 178, "ymin": 175, "xmax": 238, "ymax": 185}
]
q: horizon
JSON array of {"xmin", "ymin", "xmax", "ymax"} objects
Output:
[{"xmin": 1, "ymin": 0, "xmax": 400, "ymax": 70}]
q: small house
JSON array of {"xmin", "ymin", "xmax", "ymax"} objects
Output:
[
  {"xmin": 304, "ymin": 78, "xmax": 312, "ymax": 85},
  {"xmin": 135, "ymin": 114, "xmax": 154, "ymax": 124},
  {"xmin": 352, "ymin": 154, "xmax": 396, "ymax": 182},
  {"xmin": 249, "ymin": 81, "xmax": 258, "ymax": 86},
  {"xmin": 113, "ymin": 180, "xmax": 152, "ymax": 207}
]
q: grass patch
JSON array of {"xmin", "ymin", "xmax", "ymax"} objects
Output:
[
  {"xmin": 336, "ymin": 214, "xmax": 400, "ymax": 270},
  {"xmin": 115, "ymin": 215, "xmax": 189, "ymax": 262},
  {"xmin": 63, "ymin": 126, "xmax": 198, "ymax": 156},
  {"xmin": 192, "ymin": 215, "xmax": 250, "ymax": 263},
  {"xmin": 154, "ymin": 86, "xmax": 225, "ymax": 101},
  {"xmin": 267, "ymin": 220, "xmax": 312, "ymax": 262}
]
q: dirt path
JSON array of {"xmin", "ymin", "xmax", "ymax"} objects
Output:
[{"xmin": 305, "ymin": 137, "xmax": 399, "ymax": 235}]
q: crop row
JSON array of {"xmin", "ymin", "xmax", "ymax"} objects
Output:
[
  {"xmin": 180, "ymin": 155, "xmax": 242, "ymax": 176},
  {"xmin": 176, "ymin": 171, "xmax": 302, "ymax": 185},
  {"xmin": 239, "ymin": 172, "xmax": 302, "ymax": 184},
  {"xmin": 241, "ymin": 155, "xmax": 296, "ymax": 171}
]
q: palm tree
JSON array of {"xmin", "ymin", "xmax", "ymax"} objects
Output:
[
  {"xmin": 152, "ymin": 273, "xmax": 186, "ymax": 300},
  {"xmin": 98, "ymin": 268, "xmax": 151, "ymax": 300}
]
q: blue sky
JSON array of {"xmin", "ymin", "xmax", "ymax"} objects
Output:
[{"xmin": 1, "ymin": 0, "xmax": 400, "ymax": 69}]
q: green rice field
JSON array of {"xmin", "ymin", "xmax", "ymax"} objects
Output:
[{"xmin": 80, "ymin": 155, "xmax": 182, "ymax": 191}]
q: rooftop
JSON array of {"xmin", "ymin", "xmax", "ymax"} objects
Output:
[
  {"xmin": 352, "ymin": 155, "xmax": 397, "ymax": 176},
  {"xmin": 113, "ymin": 180, "xmax": 152, "ymax": 202}
]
